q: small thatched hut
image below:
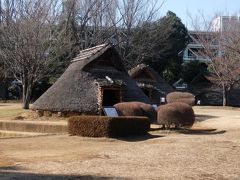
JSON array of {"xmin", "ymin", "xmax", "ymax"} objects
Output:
[
  {"xmin": 128, "ymin": 64, "xmax": 174, "ymax": 105},
  {"xmin": 32, "ymin": 44, "xmax": 149, "ymax": 115},
  {"xmin": 189, "ymin": 73, "xmax": 240, "ymax": 106}
]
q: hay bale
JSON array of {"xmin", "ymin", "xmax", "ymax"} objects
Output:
[
  {"xmin": 68, "ymin": 116, "xmax": 150, "ymax": 138},
  {"xmin": 114, "ymin": 102, "xmax": 157, "ymax": 123},
  {"xmin": 166, "ymin": 92, "xmax": 196, "ymax": 106},
  {"xmin": 167, "ymin": 102, "xmax": 195, "ymax": 127}
]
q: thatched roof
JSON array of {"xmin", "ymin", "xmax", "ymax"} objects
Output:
[
  {"xmin": 128, "ymin": 64, "xmax": 174, "ymax": 94},
  {"xmin": 32, "ymin": 44, "xmax": 149, "ymax": 114},
  {"xmin": 189, "ymin": 72, "xmax": 240, "ymax": 106}
]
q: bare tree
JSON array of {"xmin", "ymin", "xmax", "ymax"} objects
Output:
[
  {"xmin": 188, "ymin": 13, "xmax": 240, "ymax": 106},
  {"xmin": 61, "ymin": 0, "xmax": 164, "ymax": 62},
  {"xmin": 60, "ymin": 0, "xmax": 118, "ymax": 50},
  {"xmin": 0, "ymin": 0, "xmax": 60, "ymax": 109},
  {"xmin": 113, "ymin": 0, "xmax": 164, "ymax": 67},
  {"xmin": 0, "ymin": 0, "xmax": 164, "ymax": 108}
]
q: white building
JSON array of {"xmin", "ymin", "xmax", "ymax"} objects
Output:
[
  {"xmin": 211, "ymin": 16, "xmax": 240, "ymax": 32},
  {"xmin": 183, "ymin": 16, "xmax": 240, "ymax": 63}
]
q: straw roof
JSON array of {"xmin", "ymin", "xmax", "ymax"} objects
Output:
[
  {"xmin": 32, "ymin": 44, "xmax": 149, "ymax": 114},
  {"xmin": 128, "ymin": 64, "xmax": 174, "ymax": 94}
]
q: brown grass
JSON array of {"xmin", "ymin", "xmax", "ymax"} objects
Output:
[
  {"xmin": 0, "ymin": 103, "xmax": 27, "ymax": 118},
  {"xmin": 0, "ymin": 105, "xmax": 240, "ymax": 179}
]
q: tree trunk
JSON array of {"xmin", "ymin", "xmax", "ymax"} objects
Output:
[
  {"xmin": 22, "ymin": 77, "xmax": 33, "ymax": 109},
  {"xmin": 22, "ymin": 90, "xmax": 32, "ymax": 109},
  {"xmin": 222, "ymin": 85, "xmax": 228, "ymax": 106}
]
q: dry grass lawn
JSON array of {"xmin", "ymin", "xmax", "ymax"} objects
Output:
[
  {"xmin": 0, "ymin": 103, "xmax": 27, "ymax": 118},
  {"xmin": 0, "ymin": 103, "xmax": 240, "ymax": 179}
]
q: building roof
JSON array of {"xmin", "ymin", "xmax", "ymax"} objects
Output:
[
  {"xmin": 32, "ymin": 44, "xmax": 149, "ymax": 113},
  {"xmin": 128, "ymin": 64, "xmax": 174, "ymax": 94}
]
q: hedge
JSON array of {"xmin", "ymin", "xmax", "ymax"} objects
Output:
[
  {"xmin": 166, "ymin": 92, "xmax": 196, "ymax": 106},
  {"xmin": 68, "ymin": 116, "xmax": 150, "ymax": 138},
  {"xmin": 157, "ymin": 105, "xmax": 181, "ymax": 128},
  {"xmin": 157, "ymin": 102, "xmax": 195, "ymax": 128},
  {"xmin": 114, "ymin": 102, "xmax": 157, "ymax": 123},
  {"xmin": 167, "ymin": 102, "xmax": 195, "ymax": 127}
]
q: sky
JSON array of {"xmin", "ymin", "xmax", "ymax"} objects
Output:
[{"xmin": 161, "ymin": 0, "xmax": 240, "ymax": 29}]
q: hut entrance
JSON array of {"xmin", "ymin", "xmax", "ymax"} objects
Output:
[
  {"xmin": 143, "ymin": 88, "xmax": 150, "ymax": 98},
  {"xmin": 142, "ymin": 88, "xmax": 152, "ymax": 99},
  {"xmin": 102, "ymin": 88, "xmax": 121, "ymax": 106}
]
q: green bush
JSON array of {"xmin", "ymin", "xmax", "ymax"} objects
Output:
[
  {"xmin": 114, "ymin": 102, "xmax": 157, "ymax": 123},
  {"xmin": 166, "ymin": 92, "xmax": 195, "ymax": 106},
  {"xmin": 68, "ymin": 116, "xmax": 150, "ymax": 138},
  {"xmin": 157, "ymin": 102, "xmax": 195, "ymax": 128}
]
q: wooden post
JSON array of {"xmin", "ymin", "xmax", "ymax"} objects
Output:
[
  {"xmin": 119, "ymin": 88, "xmax": 123, "ymax": 102},
  {"xmin": 99, "ymin": 87, "xmax": 104, "ymax": 116},
  {"xmin": 149, "ymin": 89, "xmax": 152, "ymax": 102}
]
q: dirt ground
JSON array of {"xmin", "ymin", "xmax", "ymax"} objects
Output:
[{"xmin": 0, "ymin": 104, "xmax": 240, "ymax": 179}]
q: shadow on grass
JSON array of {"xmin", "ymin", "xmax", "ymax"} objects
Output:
[
  {"xmin": 178, "ymin": 128, "xmax": 226, "ymax": 135},
  {"xmin": 118, "ymin": 133, "xmax": 164, "ymax": 142},
  {"xmin": 0, "ymin": 170, "xmax": 125, "ymax": 180},
  {"xmin": 148, "ymin": 125, "xmax": 226, "ymax": 136},
  {"xmin": 0, "ymin": 166, "xmax": 20, "ymax": 171},
  {"xmin": 195, "ymin": 114, "xmax": 219, "ymax": 122}
]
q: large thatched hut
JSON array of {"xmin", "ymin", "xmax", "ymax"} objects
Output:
[
  {"xmin": 32, "ymin": 44, "xmax": 149, "ymax": 115},
  {"xmin": 128, "ymin": 64, "xmax": 174, "ymax": 105}
]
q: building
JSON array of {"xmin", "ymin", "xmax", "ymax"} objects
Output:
[
  {"xmin": 188, "ymin": 72, "xmax": 240, "ymax": 106},
  {"xmin": 211, "ymin": 15, "xmax": 240, "ymax": 32},
  {"xmin": 182, "ymin": 31, "xmax": 219, "ymax": 62},
  {"xmin": 128, "ymin": 64, "xmax": 174, "ymax": 105},
  {"xmin": 183, "ymin": 16, "xmax": 240, "ymax": 63},
  {"xmin": 32, "ymin": 44, "xmax": 149, "ymax": 115}
]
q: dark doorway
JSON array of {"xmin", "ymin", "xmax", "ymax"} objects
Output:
[
  {"xmin": 142, "ymin": 88, "xmax": 150, "ymax": 98},
  {"xmin": 102, "ymin": 89, "xmax": 120, "ymax": 106}
]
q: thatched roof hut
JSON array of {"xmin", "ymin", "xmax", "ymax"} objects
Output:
[
  {"xmin": 32, "ymin": 44, "xmax": 149, "ymax": 115},
  {"xmin": 189, "ymin": 72, "xmax": 240, "ymax": 106},
  {"xmin": 128, "ymin": 64, "xmax": 174, "ymax": 105}
]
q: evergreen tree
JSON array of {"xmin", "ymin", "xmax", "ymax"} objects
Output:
[
  {"xmin": 129, "ymin": 11, "xmax": 189, "ymax": 82},
  {"xmin": 181, "ymin": 62, "xmax": 208, "ymax": 83}
]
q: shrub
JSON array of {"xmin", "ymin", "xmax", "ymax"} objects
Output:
[
  {"xmin": 114, "ymin": 102, "xmax": 157, "ymax": 123},
  {"xmin": 166, "ymin": 92, "xmax": 195, "ymax": 106},
  {"xmin": 140, "ymin": 103, "xmax": 157, "ymax": 123},
  {"xmin": 167, "ymin": 102, "xmax": 195, "ymax": 127},
  {"xmin": 68, "ymin": 116, "xmax": 150, "ymax": 138},
  {"xmin": 157, "ymin": 105, "xmax": 181, "ymax": 128},
  {"xmin": 157, "ymin": 102, "xmax": 195, "ymax": 128}
]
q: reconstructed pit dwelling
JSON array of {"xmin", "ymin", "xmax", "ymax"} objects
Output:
[
  {"xmin": 32, "ymin": 44, "xmax": 149, "ymax": 116},
  {"xmin": 129, "ymin": 64, "xmax": 174, "ymax": 105}
]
